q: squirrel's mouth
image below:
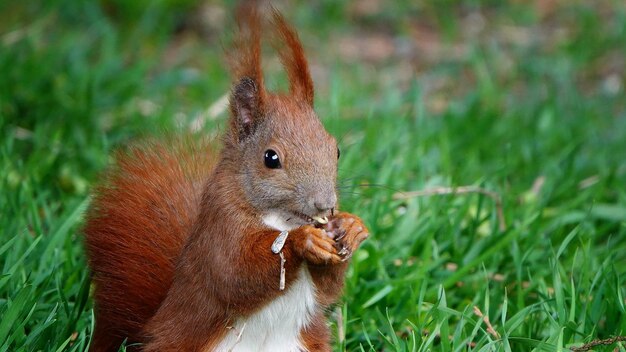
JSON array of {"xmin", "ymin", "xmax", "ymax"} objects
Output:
[{"xmin": 291, "ymin": 211, "xmax": 328, "ymax": 225}]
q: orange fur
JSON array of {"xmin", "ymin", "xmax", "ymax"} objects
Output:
[
  {"xmin": 228, "ymin": 4, "xmax": 266, "ymax": 108},
  {"xmin": 271, "ymin": 8, "xmax": 315, "ymax": 105},
  {"xmin": 84, "ymin": 140, "xmax": 216, "ymax": 351}
]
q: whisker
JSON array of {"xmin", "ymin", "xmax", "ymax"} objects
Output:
[
  {"xmin": 337, "ymin": 190, "xmax": 363, "ymax": 195},
  {"xmin": 337, "ymin": 183, "xmax": 401, "ymax": 193}
]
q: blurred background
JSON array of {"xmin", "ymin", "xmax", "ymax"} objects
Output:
[
  {"xmin": 1, "ymin": 0, "xmax": 625, "ymax": 351},
  {"xmin": 2, "ymin": 0, "xmax": 625, "ymax": 195}
]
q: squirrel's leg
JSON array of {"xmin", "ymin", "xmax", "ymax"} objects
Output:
[
  {"xmin": 300, "ymin": 312, "xmax": 333, "ymax": 352},
  {"xmin": 308, "ymin": 262, "xmax": 349, "ymax": 305}
]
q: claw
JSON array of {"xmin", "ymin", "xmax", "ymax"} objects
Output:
[
  {"xmin": 335, "ymin": 231, "xmax": 347, "ymax": 242},
  {"xmin": 341, "ymin": 251, "xmax": 353, "ymax": 262}
]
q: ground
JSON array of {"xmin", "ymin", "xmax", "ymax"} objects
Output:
[{"xmin": 1, "ymin": 0, "xmax": 625, "ymax": 351}]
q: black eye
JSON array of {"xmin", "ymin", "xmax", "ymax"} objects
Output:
[
  {"xmin": 264, "ymin": 149, "xmax": 281, "ymax": 169},
  {"xmin": 337, "ymin": 147, "xmax": 341, "ymax": 159}
]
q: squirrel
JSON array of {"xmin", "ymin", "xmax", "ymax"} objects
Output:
[{"xmin": 83, "ymin": 6, "xmax": 369, "ymax": 352}]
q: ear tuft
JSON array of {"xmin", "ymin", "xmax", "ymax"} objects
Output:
[{"xmin": 271, "ymin": 8, "xmax": 314, "ymax": 106}]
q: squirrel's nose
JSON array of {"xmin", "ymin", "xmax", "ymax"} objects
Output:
[{"xmin": 313, "ymin": 193, "xmax": 337, "ymax": 213}]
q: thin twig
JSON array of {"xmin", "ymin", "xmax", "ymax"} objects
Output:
[
  {"xmin": 570, "ymin": 336, "xmax": 626, "ymax": 351},
  {"xmin": 393, "ymin": 186, "xmax": 507, "ymax": 232},
  {"xmin": 473, "ymin": 306, "xmax": 501, "ymax": 339},
  {"xmin": 279, "ymin": 252, "xmax": 286, "ymax": 291}
]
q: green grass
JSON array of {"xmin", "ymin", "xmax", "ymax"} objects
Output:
[{"xmin": 2, "ymin": 0, "xmax": 626, "ymax": 351}]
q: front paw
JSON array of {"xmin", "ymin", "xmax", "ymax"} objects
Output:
[
  {"xmin": 325, "ymin": 212, "xmax": 369, "ymax": 261},
  {"xmin": 292, "ymin": 225, "xmax": 343, "ymax": 265}
]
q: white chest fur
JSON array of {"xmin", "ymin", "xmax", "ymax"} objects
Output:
[
  {"xmin": 212, "ymin": 266, "xmax": 317, "ymax": 352},
  {"xmin": 261, "ymin": 212, "xmax": 299, "ymax": 232},
  {"xmin": 212, "ymin": 212, "xmax": 316, "ymax": 351}
]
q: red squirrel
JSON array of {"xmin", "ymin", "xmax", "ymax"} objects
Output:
[{"xmin": 84, "ymin": 7, "xmax": 369, "ymax": 352}]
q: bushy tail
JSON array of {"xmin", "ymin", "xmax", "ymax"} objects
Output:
[{"xmin": 84, "ymin": 139, "xmax": 215, "ymax": 351}]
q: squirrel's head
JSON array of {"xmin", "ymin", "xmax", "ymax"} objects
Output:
[{"xmin": 223, "ymin": 8, "xmax": 338, "ymax": 231}]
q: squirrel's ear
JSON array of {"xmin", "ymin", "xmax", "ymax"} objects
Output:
[{"xmin": 230, "ymin": 77, "xmax": 262, "ymax": 141}]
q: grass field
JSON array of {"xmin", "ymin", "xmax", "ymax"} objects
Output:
[{"xmin": 2, "ymin": 0, "xmax": 626, "ymax": 351}]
